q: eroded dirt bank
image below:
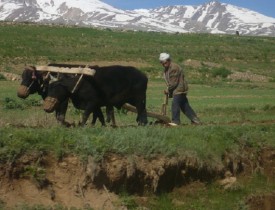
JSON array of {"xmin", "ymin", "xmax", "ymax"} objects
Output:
[{"xmin": 0, "ymin": 147, "xmax": 275, "ymax": 209}]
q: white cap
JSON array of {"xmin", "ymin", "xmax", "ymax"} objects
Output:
[{"xmin": 159, "ymin": 53, "xmax": 170, "ymax": 62}]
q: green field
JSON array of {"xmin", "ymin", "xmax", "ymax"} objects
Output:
[{"xmin": 0, "ymin": 22, "xmax": 275, "ymax": 210}]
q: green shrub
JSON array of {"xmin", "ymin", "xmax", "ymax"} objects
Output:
[
  {"xmin": 0, "ymin": 74, "xmax": 6, "ymax": 81},
  {"xmin": 211, "ymin": 67, "xmax": 232, "ymax": 78},
  {"xmin": 263, "ymin": 104, "xmax": 275, "ymax": 111},
  {"xmin": 3, "ymin": 97, "xmax": 23, "ymax": 110},
  {"xmin": 2, "ymin": 97, "xmax": 41, "ymax": 110},
  {"xmin": 198, "ymin": 66, "xmax": 210, "ymax": 74},
  {"xmin": 24, "ymin": 98, "xmax": 42, "ymax": 107}
]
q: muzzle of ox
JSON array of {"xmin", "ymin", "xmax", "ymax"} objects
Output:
[
  {"xmin": 43, "ymin": 97, "xmax": 59, "ymax": 113},
  {"xmin": 17, "ymin": 85, "xmax": 30, "ymax": 99}
]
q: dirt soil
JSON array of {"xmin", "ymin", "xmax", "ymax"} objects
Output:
[
  {"xmin": 0, "ymin": 154, "xmax": 120, "ymax": 210},
  {"xmin": 0, "ymin": 147, "xmax": 275, "ymax": 209}
]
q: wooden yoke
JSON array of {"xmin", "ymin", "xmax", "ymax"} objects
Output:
[
  {"xmin": 34, "ymin": 65, "xmax": 96, "ymax": 94},
  {"xmin": 35, "ymin": 66, "xmax": 96, "ymax": 76}
]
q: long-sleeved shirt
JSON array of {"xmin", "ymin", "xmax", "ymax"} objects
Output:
[{"xmin": 163, "ymin": 62, "xmax": 188, "ymax": 96}]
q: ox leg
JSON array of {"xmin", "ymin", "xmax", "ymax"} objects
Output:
[
  {"xmin": 55, "ymin": 99, "xmax": 72, "ymax": 127},
  {"xmin": 92, "ymin": 107, "xmax": 106, "ymax": 126},
  {"xmin": 80, "ymin": 105, "xmax": 105, "ymax": 127},
  {"xmin": 106, "ymin": 106, "xmax": 116, "ymax": 127},
  {"xmin": 80, "ymin": 103, "xmax": 94, "ymax": 126},
  {"xmin": 91, "ymin": 112, "xmax": 97, "ymax": 126},
  {"xmin": 135, "ymin": 97, "xmax": 148, "ymax": 126}
]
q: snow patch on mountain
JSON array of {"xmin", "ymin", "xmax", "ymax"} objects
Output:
[
  {"xmin": 0, "ymin": 0, "xmax": 275, "ymax": 36},
  {"xmin": 35, "ymin": 0, "xmax": 122, "ymax": 14}
]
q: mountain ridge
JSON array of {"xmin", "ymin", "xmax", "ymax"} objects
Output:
[{"xmin": 0, "ymin": 0, "xmax": 274, "ymax": 36}]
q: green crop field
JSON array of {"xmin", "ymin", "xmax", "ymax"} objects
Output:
[{"xmin": 0, "ymin": 22, "xmax": 275, "ymax": 210}]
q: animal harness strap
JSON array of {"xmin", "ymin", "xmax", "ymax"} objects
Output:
[
  {"xmin": 71, "ymin": 74, "xmax": 84, "ymax": 94},
  {"xmin": 71, "ymin": 65, "xmax": 91, "ymax": 93},
  {"xmin": 25, "ymin": 66, "xmax": 37, "ymax": 90}
]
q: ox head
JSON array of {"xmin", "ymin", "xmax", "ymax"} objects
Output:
[
  {"xmin": 17, "ymin": 66, "xmax": 48, "ymax": 99},
  {"xmin": 43, "ymin": 81, "xmax": 70, "ymax": 113}
]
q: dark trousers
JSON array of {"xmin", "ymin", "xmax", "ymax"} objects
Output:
[{"xmin": 171, "ymin": 94, "xmax": 199, "ymax": 124}]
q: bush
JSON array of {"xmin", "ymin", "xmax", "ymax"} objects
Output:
[
  {"xmin": 0, "ymin": 74, "xmax": 6, "ymax": 81},
  {"xmin": 3, "ymin": 97, "xmax": 23, "ymax": 110},
  {"xmin": 2, "ymin": 97, "xmax": 41, "ymax": 110},
  {"xmin": 198, "ymin": 66, "xmax": 210, "ymax": 74},
  {"xmin": 211, "ymin": 67, "xmax": 232, "ymax": 78},
  {"xmin": 24, "ymin": 98, "xmax": 42, "ymax": 107}
]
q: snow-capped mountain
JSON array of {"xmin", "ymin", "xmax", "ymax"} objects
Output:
[{"xmin": 1, "ymin": 0, "xmax": 275, "ymax": 36}]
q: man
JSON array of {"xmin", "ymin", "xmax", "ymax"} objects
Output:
[{"xmin": 159, "ymin": 52, "xmax": 201, "ymax": 126}]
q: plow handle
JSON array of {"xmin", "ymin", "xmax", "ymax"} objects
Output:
[{"xmin": 161, "ymin": 92, "xmax": 169, "ymax": 116}]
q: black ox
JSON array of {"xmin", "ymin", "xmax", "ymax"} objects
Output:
[
  {"xmin": 43, "ymin": 65, "xmax": 148, "ymax": 126},
  {"xmin": 17, "ymin": 64, "xmax": 112, "ymax": 126}
]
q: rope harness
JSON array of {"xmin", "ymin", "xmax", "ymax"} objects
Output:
[{"xmin": 25, "ymin": 70, "xmax": 38, "ymax": 91}]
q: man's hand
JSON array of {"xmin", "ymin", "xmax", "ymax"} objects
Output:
[{"xmin": 164, "ymin": 89, "xmax": 172, "ymax": 98}]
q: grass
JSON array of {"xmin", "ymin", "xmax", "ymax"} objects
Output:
[
  {"xmin": 2, "ymin": 78, "xmax": 275, "ymax": 125},
  {"xmin": 1, "ymin": 77, "xmax": 275, "ymax": 163},
  {"xmin": 1, "ymin": 23, "xmax": 275, "ymax": 77},
  {"xmin": 0, "ymin": 22, "xmax": 275, "ymax": 209},
  {"xmin": 0, "ymin": 125, "xmax": 272, "ymax": 161}
]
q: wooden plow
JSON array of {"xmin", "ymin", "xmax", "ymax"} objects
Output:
[
  {"xmin": 34, "ymin": 65, "xmax": 171, "ymax": 124},
  {"xmin": 122, "ymin": 91, "xmax": 172, "ymax": 124},
  {"xmin": 122, "ymin": 103, "xmax": 171, "ymax": 124}
]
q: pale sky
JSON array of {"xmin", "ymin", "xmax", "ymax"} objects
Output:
[{"xmin": 102, "ymin": 0, "xmax": 275, "ymax": 18}]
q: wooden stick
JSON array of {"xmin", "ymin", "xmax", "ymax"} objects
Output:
[
  {"xmin": 161, "ymin": 92, "xmax": 169, "ymax": 116},
  {"xmin": 71, "ymin": 74, "xmax": 84, "ymax": 94}
]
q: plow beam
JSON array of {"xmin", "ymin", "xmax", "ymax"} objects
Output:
[{"xmin": 122, "ymin": 103, "xmax": 171, "ymax": 124}]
